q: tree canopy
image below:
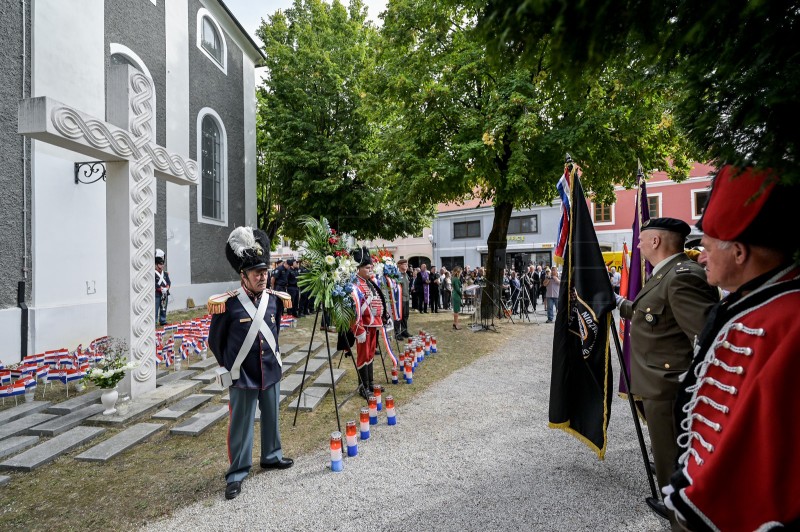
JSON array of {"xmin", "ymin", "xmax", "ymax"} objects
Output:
[
  {"xmin": 256, "ymin": 0, "xmax": 431, "ymax": 241},
  {"xmin": 478, "ymin": 0, "xmax": 800, "ymax": 182},
  {"xmin": 370, "ymin": 0, "xmax": 695, "ymax": 301}
]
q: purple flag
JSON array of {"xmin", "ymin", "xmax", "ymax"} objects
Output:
[{"xmin": 619, "ymin": 172, "xmax": 651, "ymax": 394}]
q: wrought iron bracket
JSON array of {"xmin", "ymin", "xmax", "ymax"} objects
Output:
[{"xmin": 74, "ymin": 161, "xmax": 106, "ymax": 184}]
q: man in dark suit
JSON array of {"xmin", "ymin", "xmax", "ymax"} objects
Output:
[{"xmin": 616, "ymin": 217, "xmax": 719, "ymax": 528}]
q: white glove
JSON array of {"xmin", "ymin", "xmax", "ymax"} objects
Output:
[
  {"xmin": 356, "ymin": 332, "xmax": 367, "ymax": 344},
  {"xmin": 615, "ymin": 294, "xmax": 625, "ymax": 308},
  {"xmin": 385, "ymin": 318, "xmax": 394, "ymax": 330}
]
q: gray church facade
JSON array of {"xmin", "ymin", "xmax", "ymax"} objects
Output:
[{"xmin": 0, "ymin": 0, "xmax": 263, "ymax": 365}]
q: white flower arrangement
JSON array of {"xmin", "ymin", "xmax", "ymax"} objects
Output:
[{"xmin": 83, "ymin": 340, "xmax": 139, "ymax": 389}]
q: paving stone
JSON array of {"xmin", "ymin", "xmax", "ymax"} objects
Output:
[
  {"xmin": 0, "ymin": 436, "xmax": 40, "ymax": 459},
  {"xmin": 188, "ymin": 357, "xmax": 217, "ymax": 371},
  {"xmin": 307, "ymin": 341, "xmax": 323, "ymax": 354},
  {"xmin": 202, "ymin": 382, "xmax": 227, "ymax": 394},
  {"xmin": 190, "ymin": 368, "xmax": 219, "ymax": 384},
  {"xmin": 156, "ymin": 370, "xmax": 198, "ymax": 386},
  {"xmin": 0, "ymin": 426, "xmax": 105, "ymax": 471},
  {"xmin": 279, "ymin": 374, "xmax": 306, "ymax": 396},
  {"xmin": 87, "ymin": 380, "xmax": 201, "ymax": 427},
  {"xmin": 286, "ymin": 387, "xmax": 329, "ymax": 411},
  {"xmin": 0, "ymin": 401, "xmax": 52, "ymax": 424},
  {"xmin": 0, "ymin": 413, "xmax": 58, "ymax": 442},
  {"xmin": 29, "ymin": 404, "xmax": 105, "ymax": 437},
  {"xmin": 293, "ymin": 357, "xmax": 327, "ymax": 376},
  {"xmin": 45, "ymin": 390, "xmax": 103, "ymax": 415},
  {"xmin": 311, "ymin": 368, "xmax": 346, "ymax": 388},
  {"xmin": 152, "ymin": 394, "xmax": 213, "ymax": 420},
  {"xmin": 220, "ymin": 393, "xmax": 230, "ymax": 404},
  {"xmin": 313, "ymin": 344, "xmax": 337, "ymax": 360},
  {"xmin": 280, "ymin": 343, "xmax": 298, "ymax": 356},
  {"xmin": 170, "ymin": 405, "xmax": 228, "ymax": 436},
  {"xmin": 0, "ymin": 475, "xmax": 8, "ymax": 487},
  {"xmin": 281, "ymin": 350, "xmax": 307, "ymax": 366},
  {"xmin": 75, "ymin": 423, "xmax": 165, "ymax": 463}
]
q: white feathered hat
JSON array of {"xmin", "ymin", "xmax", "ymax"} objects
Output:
[{"xmin": 225, "ymin": 227, "xmax": 270, "ymax": 273}]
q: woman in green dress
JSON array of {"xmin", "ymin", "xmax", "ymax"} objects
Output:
[{"xmin": 451, "ymin": 266, "xmax": 463, "ymax": 330}]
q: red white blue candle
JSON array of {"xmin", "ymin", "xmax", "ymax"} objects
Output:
[
  {"xmin": 368, "ymin": 395, "xmax": 378, "ymax": 425},
  {"xmin": 330, "ymin": 431, "xmax": 343, "ymax": 472},
  {"xmin": 345, "ymin": 420, "xmax": 358, "ymax": 457},
  {"xmin": 360, "ymin": 407, "xmax": 370, "ymax": 439},
  {"xmin": 373, "ymin": 384, "xmax": 382, "ymax": 411},
  {"xmin": 431, "ymin": 336, "xmax": 437, "ymax": 353},
  {"xmin": 391, "ymin": 368, "xmax": 399, "ymax": 384},
  {"xmin": 404, "ymin": 357, "xmax": 413, "ymax": 384},
  {"xmin": 386, "ymin": 396, "xmax": 396, "ymax": 425}
]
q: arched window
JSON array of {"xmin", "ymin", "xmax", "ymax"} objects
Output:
[
  {"xmin": 197, "ymin": 9, "xmax": 227, "ymax": 74},
  {"xmin": 197, "ymin": 109, "xmax": 228, "ymax": 225}
]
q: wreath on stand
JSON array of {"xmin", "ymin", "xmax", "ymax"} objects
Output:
[{"xmin": 296, "ymin": 217, "xmax": 358, "ymax": 333}]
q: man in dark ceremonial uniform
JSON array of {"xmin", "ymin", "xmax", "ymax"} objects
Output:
[{"xmin": 208, "ymin": 227, "xmax": 294, "ymax": 500}]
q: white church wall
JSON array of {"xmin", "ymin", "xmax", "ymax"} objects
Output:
[
  {"xmin": 243, "ymin": 55, "xmax": 257, "ymax": 227},
  {"xmin": 29, "ymin": 0, "xmax": 107, "ymax": 356},
  {"xmin": 165, "ymin": 0, "xmax": 193, "ymax": 293}
]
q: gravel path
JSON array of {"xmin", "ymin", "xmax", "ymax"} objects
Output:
[{"xmin": 144, "ymin": 320, "xmax": 666, "ymax": 531}]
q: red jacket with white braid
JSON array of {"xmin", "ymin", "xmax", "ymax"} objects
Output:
[
  {"xmin": 351, "ymin": 275, "xmax": 386, "ymax": 338},
  {"xmin": 666, "ymin": 265, "xmax": 800, "ymax": 531}
]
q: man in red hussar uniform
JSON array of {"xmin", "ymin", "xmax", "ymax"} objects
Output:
[
  {"xmin": 664, "ymin": 166, "xmax": 800, "ymax": 531},
  {"xmin": 350, "ymin": 246, "xmax": 390, "ymax": 400}
]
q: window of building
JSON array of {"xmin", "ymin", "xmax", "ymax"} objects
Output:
[
  {"xmin": 594, "ymin": 202, "xmax": 613, "ymax": 223},
  {"xmin": 197, "ymin": 9, "xmax": 227, "ymax": 74},
  {"xmin": 197, "ymin": 109, "xmax": 228, "ymax": 225},
  {"xmin": 692, "ymin": 189, "xmax": 711, "ymax": 219},
  {"xmin": 508, "ymin": 215, "xmax": 538, "ymax": 234},
  {"xmin": 647, "ymin": 194, "xmax": 661, "ymax": 218},
  {"xmin": 453, "ymin": 220, "xmax": 480, "ymax": 239},
  {"xmin": 440, "ymin": 256, "xmax": 464, "ymax": 270}
]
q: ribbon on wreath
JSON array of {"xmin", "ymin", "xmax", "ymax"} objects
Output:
[
  {"xmin": 379, "ymin": 326, "xmax": 399, "ymax": 369},
  {"xmin": 386, "ymin": 278, "xmax": 403, "ymax": 321}
]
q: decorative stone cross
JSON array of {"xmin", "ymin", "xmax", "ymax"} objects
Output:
[{"xmin": 18, "ymin": 65, "xmax": 198, "ymax": 399}]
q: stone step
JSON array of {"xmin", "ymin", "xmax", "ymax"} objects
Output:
[
  {"xmin": 0, "ymin": 426, "xmax": 105, "ymax": 471},
  {"xmin": 170, "ymin": 405, "xmax": 228, "ymax": 436},
  {"xmin": 313, "ymin": 345, "xmax": 336, "ymax": 360},
  {"xmin": 156, "ymin": 370, "xmax": 198, "ymax": 386},
  {"xmin": 188, "ymin": 357, "xmax": 217, "ymax": 371},
  {"xmin": 311, "ymin": 368, "xmax": 346, "ymax": 388},
  {"xmin": 45, "ymin": 390, "xmax": 103, "ymax": 415},
  {"xmin": 0, "ymin": 436, "xmax": 40, "ymax": 459},
  {"xmin": 75, "ymin": 423, "xmax": 165, "ymax": 463},
  {"xmin": 281, "ymin": 350, "xmax": 307, "ymax": 366},
  {"xmin": 29, "ymin": 404, "xmax": 105, "ymax": 437},
  {"xmin": 87, "ymin": 380, "xmax": 201, "ymax": 427},
  {"xmin": 0, "ymin": 413, "xmax": 58, "ymax": 442},
  {"xmin": 152, "ymin": 394, "xmax": 213, "ymax": 420},
  {"xmin": 0, "ymin": 401, "xmax": 52, "ymax": 424},
  {"xmin": 293, "ymin": 358, "xmax": 327, "ymax": 375},
  {"xmin": 0, "ymin": 475, "xmax": 8, "ymax": 487},
  {"xmin": 287, "ymin": 387, "xmax": 329, "ymax": 411},
  {"xmin": 201, "ymin": 382, "xmax": 227, "ymax": 394},
  {"xmin": 190, "ymin": 368, "xmax": 219, "ymax": 384},
  {"xmin": 278, "ymin": 374, "xmax": 305, "ymax": 397},
  {"xmin": 280, "ymin": 343, "xmax": 299, "ymax": 356}
]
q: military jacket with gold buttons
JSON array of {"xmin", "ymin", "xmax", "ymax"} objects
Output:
[
  {"xmin": 208, "ymin": 291, "xmax": 284, "ymax": 390},
  {"xmin": 619, "ymin": 253, "xmax": 719, "ymax": 400}
]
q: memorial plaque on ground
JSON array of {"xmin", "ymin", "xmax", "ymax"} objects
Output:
[
  {"xmin": 287, "ymin": 387, "xmax": 329, "ymax": 411},
  {"xmin": 28, "ymin": 404, "xmax": 105, "ymax": 437},
  {"xmin": 311, "ymin": 368, "xmax": 346, "ymax": 388},
  {"xmin": 45, "ymin": 390, "xmax": 103, "ymax": 415},
  {"xmin": 0, "ymin": 426, "xmax": 105, "ymax": 471},
  {"xmin": 0, "ymin": 413, "xmax": 57, "ymax": 442},
  {"xmin": 170, "ymin": 405, "xmax": 228, "ymax": 436},
  {"xmin": 188, "ymin": 357, "xmax": 217, "ymax": 371},
  {"xmin": 281, "ymin": 350, "xmax": 306, "ymax": 366},
  {"xmin": 0, "ymin": 402, "xmax": 51, "ymax": 425},
  {"xmin": 75, "ymin": 423, "xmax": 165, "ymax": 463},
  {"xmin": 293, "ymin": 357, "xmax": 327, "ymax": 375},
  {"xmin": 152, "ymin": 394, "xmax": 213, "ymax": 420},
  {"xmin": 0, "ymin": 436, "xmax": 40, "ymax": 459},
  {"xmin": 279, "ymin": 374, "xmax": 304, "ymax": 396}
]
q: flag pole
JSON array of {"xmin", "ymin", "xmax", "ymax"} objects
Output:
[{"xmin": 609, "ymin": 319, "xmax": 659, "ymax": 500}]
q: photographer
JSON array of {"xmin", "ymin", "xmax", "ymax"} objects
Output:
[{"xmin": 544, "ymin": 267, "xmax": 560, "ymax": 323}]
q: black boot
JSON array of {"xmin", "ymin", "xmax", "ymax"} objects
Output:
[{"xmin": 357, "ymin": 366, "xmax": 370, "ymax": 400}]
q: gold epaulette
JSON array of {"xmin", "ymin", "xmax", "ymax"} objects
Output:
[
  {"xmin": 267, "ymin": 289, "xmax": 293, "ymax": 309},
  {"xmin": 207, "ymin": 290, "xmax": 239, "ymax": 314},
  {"xmin": 685, "ymin": 249, "xmax": 702, "ymax": 262}
]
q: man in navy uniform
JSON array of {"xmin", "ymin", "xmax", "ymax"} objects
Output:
[
  {"xmin": 208, "ymin": 227, "xmax": 294, "ymax": 500},
  {"xmin": 154, "ymin": 249, "xmax": 170, "ymax": 326}
]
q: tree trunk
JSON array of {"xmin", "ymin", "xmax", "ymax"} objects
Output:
[{"xmin": 481, "ymin": 200, "xmax": 513, "ymax": 320}]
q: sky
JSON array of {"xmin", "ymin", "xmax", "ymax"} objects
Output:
[{"xmin": 223, "ymin": 0, "xmax": 388, "ymax": 47}]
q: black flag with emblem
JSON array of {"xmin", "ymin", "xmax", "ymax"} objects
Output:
[{"xmin": 548, "ymin": 163, "xmax": 617, "ymax": 459}]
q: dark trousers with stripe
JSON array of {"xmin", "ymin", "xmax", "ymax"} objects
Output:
[{"xmin": 226, "ymin": 383, "xmax": 283, "ymax": 483}]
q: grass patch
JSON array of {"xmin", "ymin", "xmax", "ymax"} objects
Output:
[{"xmin": 0, "ymin": 309, "xmax": 520, "ymax": 531}]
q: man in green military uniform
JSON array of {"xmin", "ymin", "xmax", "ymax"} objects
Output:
[{"xmin": 615, "ymin": 217, "xmax": 718, "ymax": 528}]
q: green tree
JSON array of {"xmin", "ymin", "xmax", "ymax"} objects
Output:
[
  {"xmin": 256, "ymin": 0, "xmax": 430, "ymax": 242},
  {"xmin": 478, "ymin": 0, "xmax": 800, "ymax": 181},
  {"xmin": 372, "ymin": 0, "xmax": 696, "ymax": 310}
]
